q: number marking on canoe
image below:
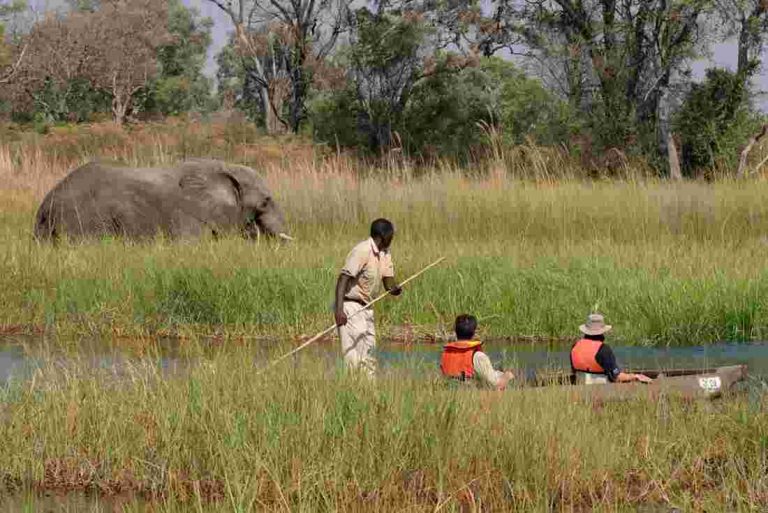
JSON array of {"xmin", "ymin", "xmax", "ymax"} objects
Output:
[{"xmin": 698, "ymin": 376, "xmax": 721, "ymax": 391}]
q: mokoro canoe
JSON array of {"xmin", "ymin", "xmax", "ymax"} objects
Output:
[{"xmin": 526, "ymin": 365, "xmax": 748, "ymax": 402}]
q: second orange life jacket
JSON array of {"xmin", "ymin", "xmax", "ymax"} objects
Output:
[
  {"xmin": 440, "ymin": 341, "xmax": 482, "ymax": 380},
  {"xmin": 570, "ymin": 339, "xmax": 605, "ymax": 373}
]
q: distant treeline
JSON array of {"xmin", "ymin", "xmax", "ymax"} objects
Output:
[{"xmin": 1, "ymin": 0, "xmax": 767, "ymax": 176}]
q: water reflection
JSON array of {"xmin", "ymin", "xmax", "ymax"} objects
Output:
[
  {"xmin": 2, "ymin": 336, "xmax": 768, "ymax": 385},
  {"xmin": 0, "ymin": 335, "xmax": 190, "ymax": 385},
  {"xmin": 1, "ymin": 490, "xmax": 145, "ymax": 512}
]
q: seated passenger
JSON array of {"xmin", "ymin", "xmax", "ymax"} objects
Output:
[
  {"xmin": 440, "ymin": 314, "xmax": 515, "ymax": 390},
  {"xmin": 571, "ymin": 313, "xmax": 653, "ymax": 384}
]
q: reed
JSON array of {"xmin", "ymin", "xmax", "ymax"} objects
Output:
[{"xmin": 0, "ymin": 348, "xmax": 766, "ymax": 511}]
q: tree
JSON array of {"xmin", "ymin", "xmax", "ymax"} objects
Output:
[
  {"xmin": 481, "ymin": 57, "xmax": 575, "ymax": 146},
  {"xmin": 2, "ymin": 13, "xmax": 94, "ymax": 117},
  {"xmin": 6, "ymin": 0, "xmax": 171, "ymax": 124},
  {"xmin": 491, "ymin": 0, "xmax": 710, "ymax": 173},
  {"xmin": 345, "ymin": 8, "xmax": 431, "ymax": 151},
  {"xmin": 716, "ymin": 0, "xmax": 768, "ymax": 83},
  {"xmin": 142, "ymin": 0, "xmax": 215, "ymax": 116},
  {"xmin": 675, "ymin": 67, "xmax": 762, "ymax": 175},
  {"xmin": 399, "ymin": 59, "xmax": 494, "ymax": 158},
  {"xmin": 311, "ymin": 54, "xmax": 574, "ymax": 158},
  {"xmin": 216, "ymin": 35, "xmax": 266, "ymax": 121},
  {"xmin": 88, "ymin": 0, "xmax": 171, "ymax": 124},
  {"xmin": 0, "ymin": 0, "xmax": 26, "ymax": 84},
  {"xmin": 206, "ymin": 0, "xmax": 349, "ymax": 133}
]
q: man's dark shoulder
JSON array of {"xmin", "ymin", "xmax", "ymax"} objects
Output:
[{"xmin": 595, "ymin": 343, "xmax": 621, "ymax": 382}]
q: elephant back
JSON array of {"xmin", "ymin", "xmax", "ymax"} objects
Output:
[{"xmin": 34, "ymin": 162, "xmax": 177, "ymax": 240}]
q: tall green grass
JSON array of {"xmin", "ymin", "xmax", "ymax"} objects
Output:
[
  {"xmin": 3, "ymin": 177, "xmax": 768, "ymax": 343},
  {"xmin": 0, "ymin": 349, "xmax": 766, "ymax": 511},
  {"xmin": 2, "ymin": 121, "xmax": 768, "ymax": 343}
]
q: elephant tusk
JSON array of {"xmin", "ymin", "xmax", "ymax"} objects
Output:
[{"xmin": 277, "ymin": 233, "xmax": 295, "ymax": 241}]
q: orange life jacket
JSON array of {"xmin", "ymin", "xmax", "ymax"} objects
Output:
[
  {"xmin": 570, "ymin": 339, "xmax": 605, "ymax": 373},
  {"xmin": 440, "ymin": 340, "xmax": 482, "ymax": 380}
]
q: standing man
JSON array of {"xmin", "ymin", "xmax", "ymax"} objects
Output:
[{"xmin": 334, "ymin": 219, "xmax": 402, "ymax": 376}]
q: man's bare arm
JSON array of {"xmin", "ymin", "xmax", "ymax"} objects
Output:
[
  {"xmin": 335, "ymin": 274, "xmax": 352, "ymax": 326},
  {"xmin": 616, "ymin": 372, "xmax": 653, "ymax": 383}
]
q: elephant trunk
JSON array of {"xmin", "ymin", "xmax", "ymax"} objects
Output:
[{"xmin": 247, "ymin": 205, "xmax": 291, "ymax": 241}]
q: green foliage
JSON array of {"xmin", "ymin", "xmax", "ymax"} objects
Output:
[
  {"xmin": 346, "ymin": 8, "xmax": 430, "ymax": 151},
  {"xmin": 400, "ymin": 58, "xmax": 494, "ymax": 158},
  {"xmin": 0, "ymin": 23, "xmax": 7, "ymax": 69},
  {"xmin": 350, "ymin": 9, "xmax": 427, "ymax": 73},
  {"xmin": 675, "ymin": 68, "xmax": 763, "ymax": 175},
  {"xmin": 308, "ymin": 87, "xmax": 363, "ymax": 149},
  {"xmin": 19, "ymin": 78, "xmax": 110, "ymax": 126},
  {"xmin": 0, "ymin": 0, "xmax": 25, "ymax": 18},
  {"xmin": 215, "ymin": 40, "xmax": 264, "ymax": 124},
  {"xmin": 0, "ymin": 0, "xmax": 25, "ymax": 68},
  {"xmin": 310, "ymin": 56, "xmax": 574, "ymax": 159},
  {"xmin": 65, "ymin": 0, "xmax": 98, "ymax": 12},
  {"xmin": 140, "ymin": 0, "xmax": 215, "ymax": 116},
  {"xmin": 482, "ymin": 58, "xmax": 576, "ymax": 146},
  {"xmin": 306, "ymin": 10, "xmax": 577, "ymax": 158},
  {"xmin": 7, "ymin": 0, "xmax": 213, "ymax": 123}
]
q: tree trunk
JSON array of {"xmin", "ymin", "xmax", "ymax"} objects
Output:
[
  {"xmin": 261, "ymin": 86, "xmax": 276, "ymax": 133},
  {"xmin": 655, "ymin": 71, "xmax": 674, "ymax": 176},
  {"xmin": 111, "ymin": 94, "xmax": 128, "ymax": 125},
  {"xmin": 737, "ymin": 16, "xmax": 751, "ymax": 79},
  {"xmin": 737, "ymin": 124, "xmax": 768, "ymax": 177},
  {"xmin": 565, "ymin": 35, "xmax": 584, "ymax": 113},
  {"xmin": 736, "ymin": 3, "xmax": 767, "ymax": 82},
  {"xmin": 235, "ymin": 23, "xmax": 279, "ymax": 135},
  {"xmin": 289, "ymin": 55, "xmax": 307, "ymax": 133},
  {"xmin": 667, "ymin": 132, "xmax": 682, "ymax": 180}
]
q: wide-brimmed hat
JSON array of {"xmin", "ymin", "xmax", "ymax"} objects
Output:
[{"xmin": 579, "ymin": 313, "xmax": 612, "ymax": 336}]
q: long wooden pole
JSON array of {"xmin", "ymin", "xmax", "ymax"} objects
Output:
[{"xmin": 258, "ymin": 257, "xmax": 446, "ymax": 372}]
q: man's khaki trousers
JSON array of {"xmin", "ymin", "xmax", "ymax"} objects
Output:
[{"xmin": 338, "ymin": 301, "xmax": 376, "ymax": 377}]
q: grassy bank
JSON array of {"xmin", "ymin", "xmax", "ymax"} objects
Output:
[
  {"xmin": 2, "ymin": 121, "xmax": 768, "ymax": 343},
  {"xmin": 0, "ymin": 349, "xmax": 766, "ymax": 511},
  {"xmin": 4, "ymin": 177, "xmax": 768, "ymax": 344}
]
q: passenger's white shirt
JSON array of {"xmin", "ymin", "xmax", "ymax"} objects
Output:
[{"xmin": 473, "ymin": 351, "xmax": 504, "ymax": 388}]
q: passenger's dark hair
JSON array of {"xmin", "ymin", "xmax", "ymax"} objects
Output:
[
  {"xmin": 455, "ymin": 314, "xmax": 478, "ymax": 340},
  {"xmin": 583, "ymin": 334, "xmax": 605, "ymax": 341},
  {"xmin": 370, "ymin": 218, "xmax": 394, "ymax": 239}
]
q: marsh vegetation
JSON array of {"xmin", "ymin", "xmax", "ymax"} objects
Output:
[{"xmin": 1, "ymin": 122, "xmax": 768, "ymax": 510}]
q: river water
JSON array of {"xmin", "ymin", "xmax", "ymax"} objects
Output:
[
  {"xmin": 379, "ymin": 340, "xmax": 768, "ymax": 377},
  {"xmin": 2, "ymin": 336, "xmax": 768, "ymax": 384}
]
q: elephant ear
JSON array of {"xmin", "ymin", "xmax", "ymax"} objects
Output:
[{"xmin": 178, "ymin": 162, "xmax": 243, "ymax": 227}]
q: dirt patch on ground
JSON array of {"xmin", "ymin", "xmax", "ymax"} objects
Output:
[
  {"xmin": 13, "ymin": 458, "xmax": 227, "ymax": 504},
  {"xmin": 0, "ymin": 324, "xmax": 45, "ymax": 336}
]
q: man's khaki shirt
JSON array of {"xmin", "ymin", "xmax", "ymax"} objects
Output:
[{"xmin": 341, "ymin": 238, "xmax": 394, "ymax": 303}]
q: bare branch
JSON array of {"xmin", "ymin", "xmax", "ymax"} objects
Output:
[
  {"xmin": 0, "ymin": 41, "xmax": 27, "ymax": 84},
  {"xmin": 208, "ymin": 0, "xmax": 236, "ymax": 19}
]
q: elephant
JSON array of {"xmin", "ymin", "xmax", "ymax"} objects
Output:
[{"xmin": 34, "ymin": 159, "xmax": 292, "ymax": 242}]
